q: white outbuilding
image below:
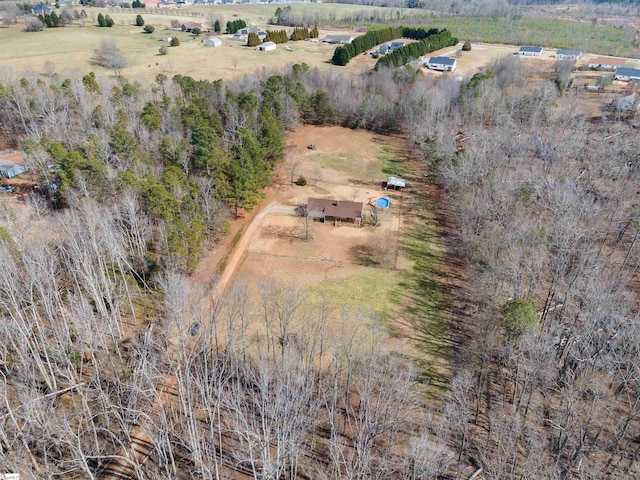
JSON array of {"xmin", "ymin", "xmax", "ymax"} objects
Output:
[
  {"xmin": 519, "ymin": 46, "xmax": 543, "ymax": 56},
  {"xmin": 425, "ymin": 56, "xmax": 457, "ymax": 71},
  {"xmin": 257, "ymin": 41, "xmax": 276, "ymax": 51},
  {"xmin": 204, "ymin": 37, "xmax": 222, "ymax": 47}
]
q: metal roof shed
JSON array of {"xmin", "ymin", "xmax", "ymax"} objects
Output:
[{"xmin": 0, "ymin": 159, "xmax": 28, "ymax": 179}]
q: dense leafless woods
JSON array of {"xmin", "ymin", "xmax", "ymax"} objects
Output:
[{"xmin": 1, "ymin": 47, "xmax": 640, "ymax": 479}]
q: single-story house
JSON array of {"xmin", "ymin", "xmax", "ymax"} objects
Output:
[
  {"xmin": 588, "ymin": 57, "xmax": 625, "ymax": 70},
  {"xmin": 389, "ymin": 41, "xmax": 405, "ymax": 53},
  {"xmin": 0, "ymin": 158, "xmax": 28, "ymax": 179},
  {"xmin": 257, "ymin": 41, "xmax": 276, "ymax": 51},
  {"xmin": 182, "ymin": 22, "xmax": 209, "ymax": 33},
  {"xmin": 204, "ymin": 37, "xmax": 222, "ymax": 47},
  {"xmin": 307, "ymin": 198, "xmax": 363, "ymax": 226},
  {"xmin": 614, "ymin": 67, "xmax": 640, "ymax": 82},
  {"xmin": 158, "ymin": 1, "xmax": 177, "ymax": 8},
  {"xmin": 385, "ymin": 176, "xmax": 406, "ymax": 190},
  {"xmin": 519, "ymin": 46, "xmax": 543, "ymax": 56},
  {"xmin": 323, "ymin": 35, "xmax": 355, "ymax": 44},
  {"xmin": 613, "ymin": 93, "xmax": 640, "ymax": 111},
  {"xmin": 555, "ymin": 49, "xmax": 581, "ymax": 60},
  {"xmin": 425, "ymin": 56, "xmax": 457, "ymax": 72},
  {"xmin": 379, "ymin": 44, "xmax": 390, "ymax": 55},
  {"xmin": 32, "ymin": 4, "xmax": 52, "ymax": 15}
]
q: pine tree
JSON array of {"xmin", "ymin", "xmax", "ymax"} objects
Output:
[
  {"xmin": 135, "ymin": 14, "xmax": 144, "ymax": 26},
  {"xmin": 105, "ymin": 14, "xmax": 114, "ymax": 27},
  {"xmin": 97, "ymin": 12, "xmax": 105, "ymax": 27},
  {"xmin": 247, "ymin": 32, "xmax": 261, "ymax": 47},
  {"xmin": 214, "ymin": 19, "xmax": 220, "ymax": 33}
]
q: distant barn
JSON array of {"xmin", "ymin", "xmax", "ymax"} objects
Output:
[
  {"xmin": 588, "ymin": 57, "xmax": 625, "ymax": 70},
  {"xmin": 555, "ymin": 49, "xmax": 581, "ymax": 60},
  {"xmin": 614, "ymin": 67, "xmax": 640, "ymax": 82},
  {"xmin": 519, "ymin": 46, "xmax": 543, "ymax": 56}
]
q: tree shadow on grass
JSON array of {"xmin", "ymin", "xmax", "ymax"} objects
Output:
[{"xmin": 385, "ymin": 184, "xmax": 471, "ymax": 391}]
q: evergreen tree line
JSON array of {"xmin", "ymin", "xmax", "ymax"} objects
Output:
[
  {"xmin": 289, "ymin": 26, "xmax": 318, "ymax": 41},
  {"xmin": 331, "ymin": 26, "xmax": 403, "ymax": 66},
  {"xmin": 265, "ymin": 29, "xmax": 288, "ymax": 44},
  {"xmin": 38, "ymin": 11, "xmax": 68, "ymax": 27},
  {"xmin": 376, "ymin": 29, "xmax": 458, "ymax": 69},
  {"xmin": 225, "ymin": 19, "xmax": 246, "ymax": 34}
]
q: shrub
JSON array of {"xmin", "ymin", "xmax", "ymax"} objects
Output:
[
  {"xmin": 143, "ymin": 24, "xmax": 154, "ymax": 33},
  {"xmin": 501, "ymin": 299, "xmax": 538, "ymax": 339},
  {"xmin": 170, "ymin": 36, "xmax": 180, "ymax": 46},
  {"xmin": 24, "ymin": 17, "xmax": 44, "ymax": 31},
  {"xmin": 104, "ymin": 14, "xmax": 114, "ymax": 27},
  {"xmin": 462, "ymin": 40, "xmax": 471, "ymax": 51},
  {"xmin": 159, "ymin": 45, "xmax": 168, "ymax": 55},
  {"xmin": 295, "ymin": 175, "xmax": 307, "ymax": 186},
  {"xmin": 135, "ymin": 14, "xmax": 144, "ymax": 26}
]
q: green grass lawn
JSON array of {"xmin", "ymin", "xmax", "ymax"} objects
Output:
[
  {"xmin": 398, "ymin": 16, "xmax": 636, "ymax": 57},
  {"xmin": 379, "ymin": 145, "xmax": 412, "ymax": 178},
  {"xmin": 306, "ymin": 269, "xmax": 401, "ymax": 321},
  {"xmin": 308, "ymin": 151, "xmax": 375, "ymax": 179}
]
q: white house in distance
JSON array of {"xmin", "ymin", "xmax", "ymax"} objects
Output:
[
  {"xmin": 323, "ymin": 34, "xmax": 355, "ymax": 44},
  {"xmin": 204, "ymin": 37, "xmax": 222, "ymax": 47},
  {"xmin": 425, "ymin": 56, "xmax": 457, "ymax": 72},
  {"xmin": 614, "ymin": 67, "xmax": 640, "ymax": 82},
  {"xmin": 389, "ymin": 41, "xmax": 405, "ymax": 53},
  {"xmin": 257, "ymin": 41, "xmax": 276, "ymax": 51},
  {"xmin": 519, "ymin": 46, "xmax": 543, "ymax": 56},
  {"xmin": 588, "ymin": 56, "xmax": 625, "ymax": 70},
  {"xmin": 555, "ymin": 49, "xmax": 581, "ymax": 60}
]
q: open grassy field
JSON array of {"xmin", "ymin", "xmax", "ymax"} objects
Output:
[
  {"xmin": 425, "ymin": 16, "xmax": 637, "ymax": 58},
  {"xmin": 0, "ymin": 7, "xmax": 367, "ymax": 82},
  {"xmin": 1, "ymin": 3, "xmax": 637, "ymax": 83}
]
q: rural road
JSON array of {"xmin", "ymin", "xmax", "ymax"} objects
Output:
[{"xmin": 212, "ymin": 202, "xmax": 296, "ymax": 299}]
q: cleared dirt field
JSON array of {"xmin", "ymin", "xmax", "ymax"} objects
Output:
[{"xmin": 235, "ymin": 125, "xmax": 402, "ymax": 287}]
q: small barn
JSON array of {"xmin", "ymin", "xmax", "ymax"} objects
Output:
[
  {"xmin": 425, "ymin": 56, "xmax": 457, "ymax": 71},
  {"xmin": 307, "ymin": 198, "xmax": 363, "ymax": 226},
  {"xmin": 204, "ymin": 37, "xmax": 222, "ymax": 47},
  {"xmin": 519, "ymin": 46, "xmax": 543, "ymax": 56},
  {"xmin": 323, "ymin": 35, "xmax": 355, "ymax": 45},
  {"xmin": 614, "ymin": 67, "xmax": 640, "ymax": 82},
  {"xmin": 588, "ymin": 57, "xmax": 625, "ymax": 70},
  {"xmin": 0, "ymin": 159, "xmax": 28, "ymax": 179},
  {"xmin": 555, "ymin": 49, "xmax": 581, "ymax": 60},
  {"xmin": 257, "ymin": 41, "xmax": 276, "ymax": 51},
  {"xmin": 384, "ymin": 176, "xmax": 406, "ymax": 190}
]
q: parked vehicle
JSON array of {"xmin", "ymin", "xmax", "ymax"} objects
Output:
[{"xmin": 0, "ymin": 186, "xmax": 13, "ymax": 193}]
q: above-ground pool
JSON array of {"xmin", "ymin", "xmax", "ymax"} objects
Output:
[{"xmin": 376, "ymin": 197, "xmax": 390, "ymax": 209}]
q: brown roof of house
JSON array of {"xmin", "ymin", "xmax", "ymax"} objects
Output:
[
  {"xmin": 308, "ymin": 198, "xmax": 363, "ymax": 220},
  {"xmin": 589, "ymin": 56, "xmax": 625, "ymax": 66}
]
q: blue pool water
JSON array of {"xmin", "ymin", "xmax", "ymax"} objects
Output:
[{"xmin": 376, "ymin": 197, "xmax": 390, "ymax": 209}]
